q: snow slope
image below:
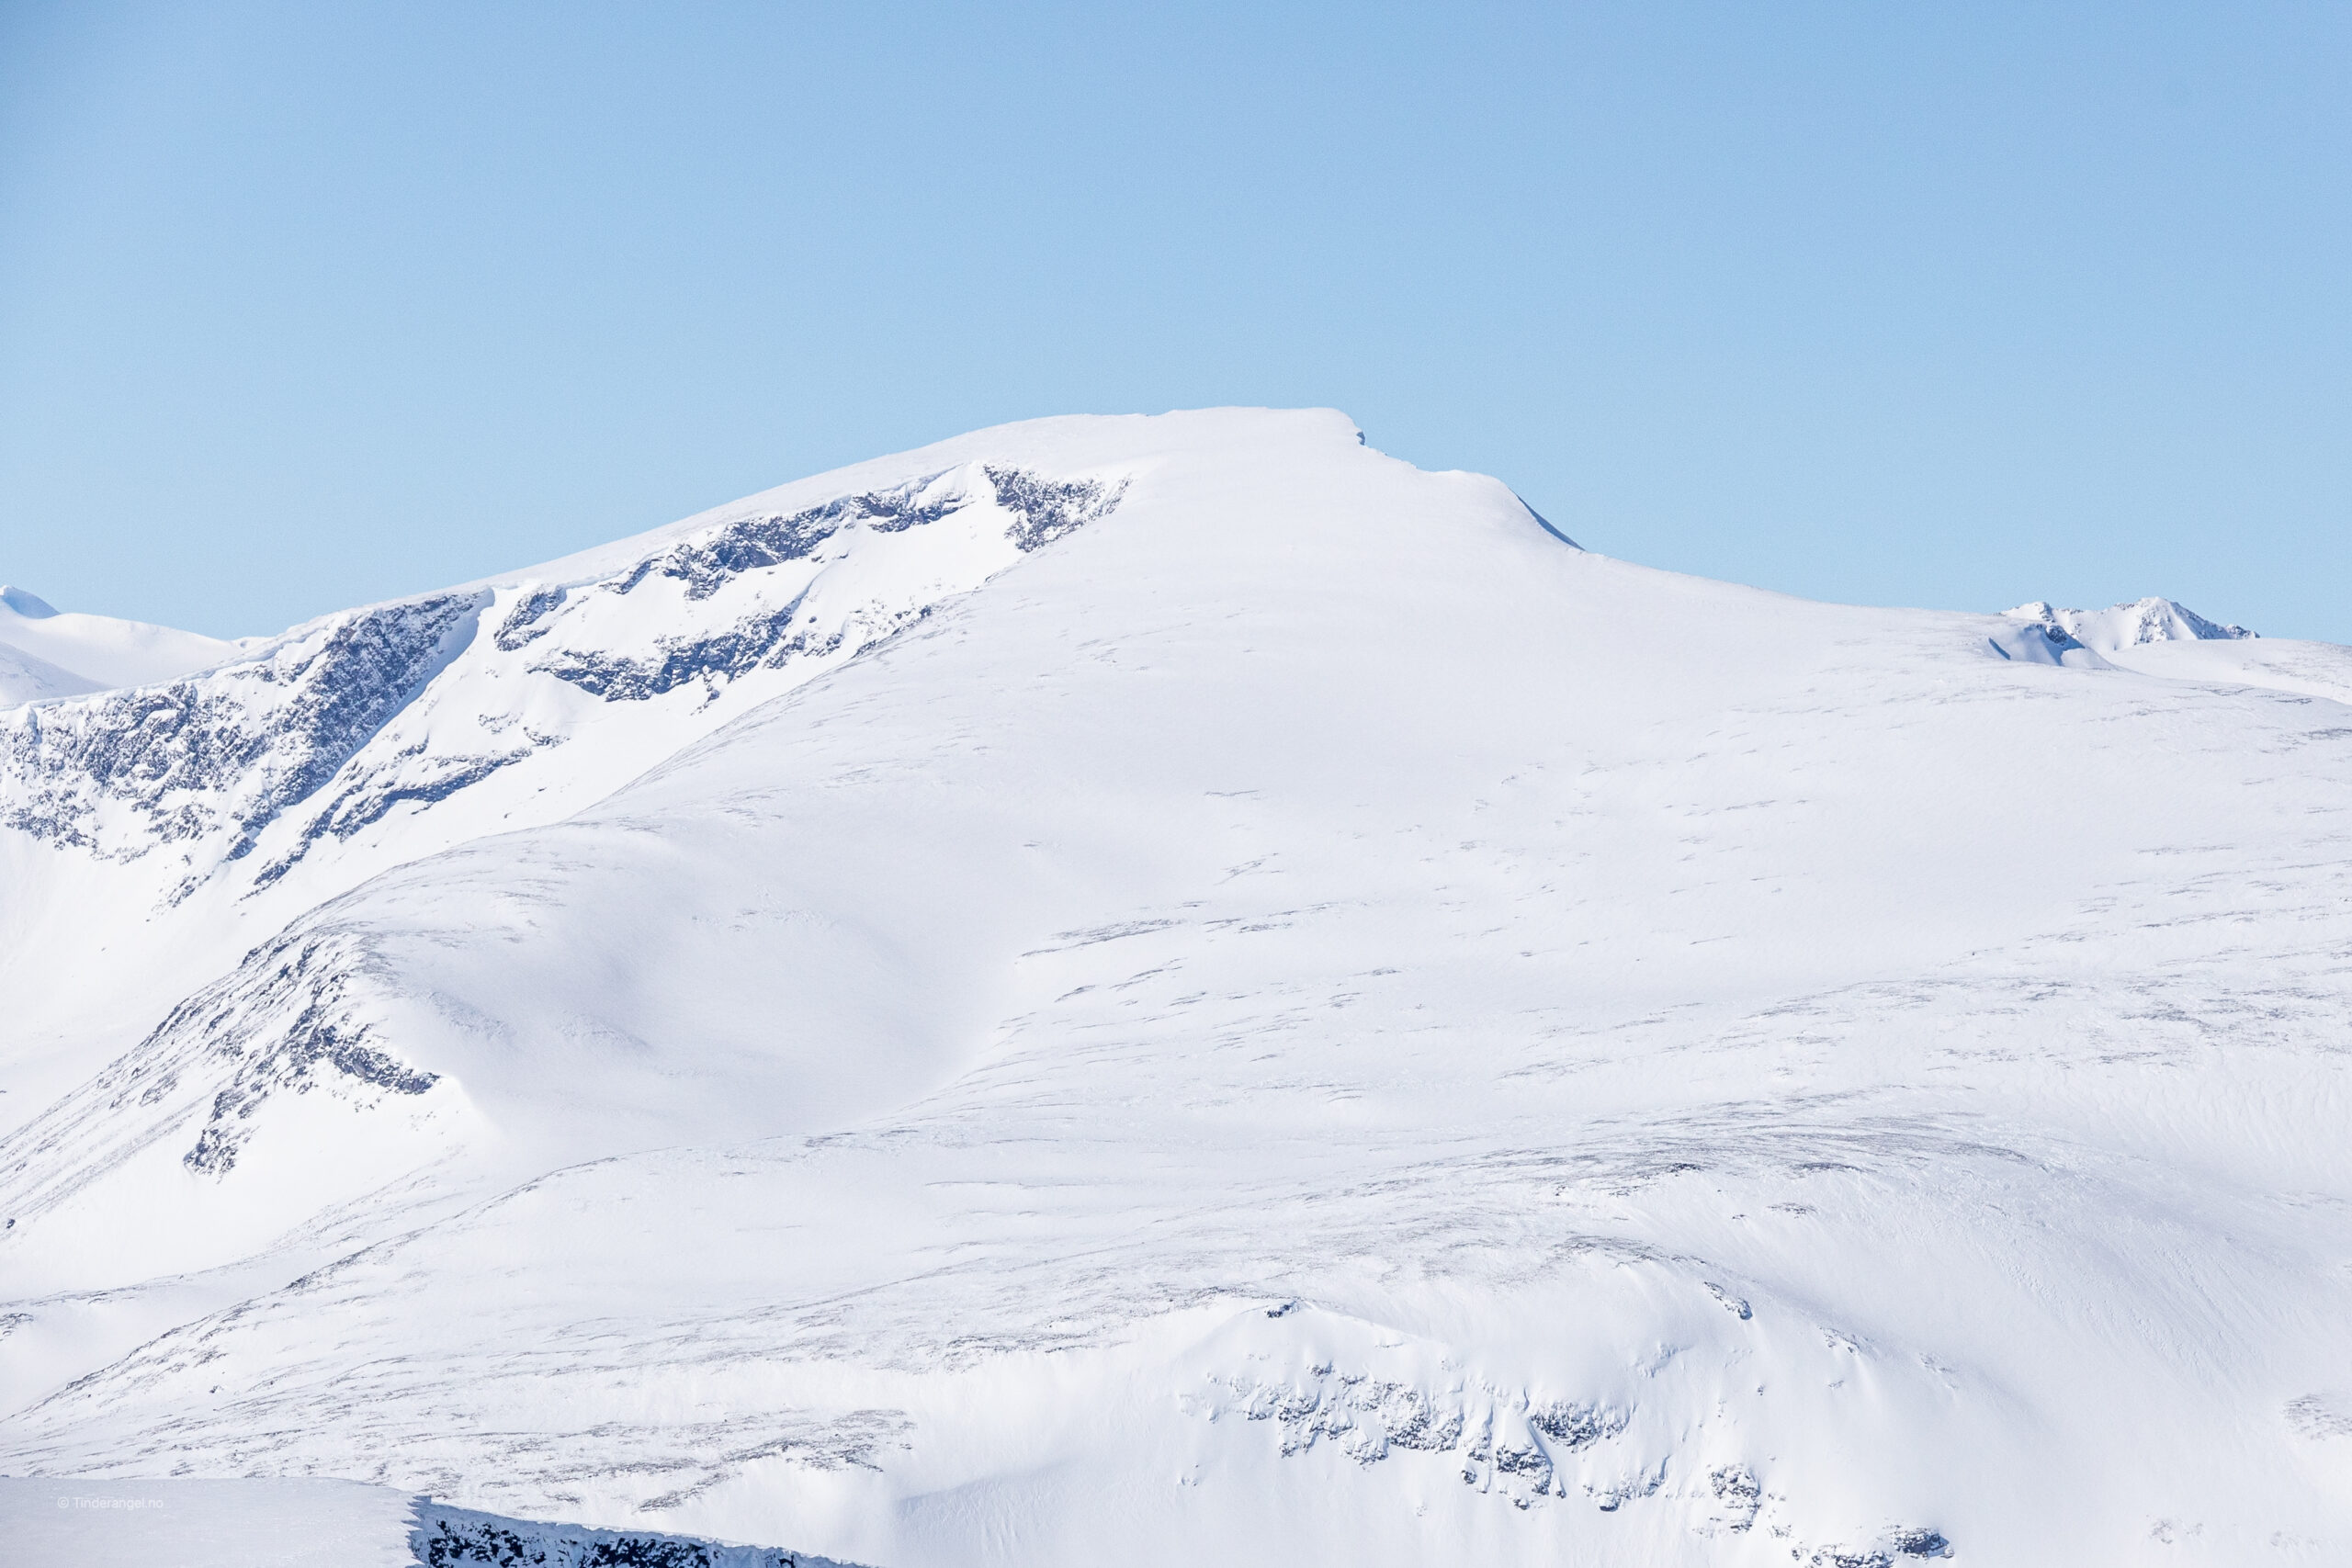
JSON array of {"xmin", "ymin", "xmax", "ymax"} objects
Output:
[
  {"xmin": 0, "ymin": 585, "xmax": 241, "ymax": 706},
  {"xmin": 4, "ymin": 410, "xmax": 2350, "ymax": 1567}
]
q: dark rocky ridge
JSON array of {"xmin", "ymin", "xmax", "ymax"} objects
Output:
[
  {"xmin": 413, "ymin": 1499, "xmax": 870, "ymax": 1568},
  {"xmin": 0, "ymin": 593, "xmax": 481, "ymax": 864}
]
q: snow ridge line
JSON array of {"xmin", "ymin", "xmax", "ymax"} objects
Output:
[{"xmin": 0, "ymin": 467, "xmax": 1125, "ymax": 898}]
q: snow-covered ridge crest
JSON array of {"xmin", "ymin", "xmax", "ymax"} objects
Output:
[
  {"xmin": 0, "ymin": 460, "xmax": 1125, "ymax": 900},
  {"xmin": 0, "ymin": 583, "xmax": 244, "ymax": 707},
  {"xmin": 2006, "ymin": 596, "xmax": 2253, "ymax": 654},
  {"xmin": 0, "ymin": 593, "xmax": 483, "ymax": 873},
  {"xmin": 512, "ymin": 461, "xmax": 1119, "ymax": 701}
]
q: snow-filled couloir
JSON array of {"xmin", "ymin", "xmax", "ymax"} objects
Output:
[{"xmin": 4, "ymin": 409, "xmax": 2350, "ymax": 1568}]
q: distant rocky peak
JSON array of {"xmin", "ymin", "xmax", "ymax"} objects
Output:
[{"xmin": 2006, "ymin": 597, "xmax": 2254, "ymax": 655}]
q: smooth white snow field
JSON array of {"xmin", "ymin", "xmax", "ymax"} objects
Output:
[{"xmin": 3, "ymin": 410, "xmax": 2348, "ymax": 1566}]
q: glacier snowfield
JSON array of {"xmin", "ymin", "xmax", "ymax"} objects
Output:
[{"xmin": 3, "ymin": 409, "xmax": 2349, "ymax": 1566}]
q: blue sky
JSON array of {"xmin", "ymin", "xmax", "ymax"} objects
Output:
[{"xmin": 3, "ymin": 2, "xmax": 2346, "ymax": 641}]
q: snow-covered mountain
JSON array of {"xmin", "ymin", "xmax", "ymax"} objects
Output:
[
  {"xmin": 0, "ymin": 586, "xmax": 242, "ymax": 707},
  {"xmin": 0, "ymin": 461, "xmax": 1119, "ymax": 899},
  {"xmin": 6, "ymin": 410, "xmax": 2350, "ymax": 1568},
  {"xmin": 2006, "ymin": 594, "xmax": 2255, "ymax": 653}
]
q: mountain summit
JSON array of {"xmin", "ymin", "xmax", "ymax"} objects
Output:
[
  {"xmin": 4, "ymin": 410, "xmax": 2349, "ymax": 1568},
  {"xmin": 2007, "ymin": 594, "xmax": 2255, "ymax": 651}
]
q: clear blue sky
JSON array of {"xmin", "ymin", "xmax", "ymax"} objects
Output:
[{"xmin": 3, "ymin": 2, "xmax": 2346, "ymax": 641}]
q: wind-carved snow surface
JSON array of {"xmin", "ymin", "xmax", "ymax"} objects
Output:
[{"xmin": 4, "ymin": 410, "xmax": 2351, "ymax": 1568}]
